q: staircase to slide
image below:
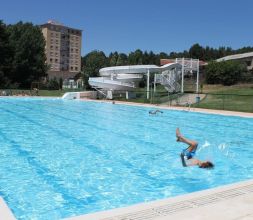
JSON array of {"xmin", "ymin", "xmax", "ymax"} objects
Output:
[{"xmin": 155, "ymin": 71, "xmax": 181, "ymax": 93}]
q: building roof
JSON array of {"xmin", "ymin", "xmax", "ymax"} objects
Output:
[
  {"xmin": 40, "ymin": 20, "xmax": 82, "ymax": 32},
  {"xmin": 216, "ymin": 52, "xmax": 253, "ymax": 62}
]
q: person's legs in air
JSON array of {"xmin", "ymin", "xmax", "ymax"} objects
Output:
[{"xmin": 176, "ymin": 128, "xmax": 198, "ymax": 153}]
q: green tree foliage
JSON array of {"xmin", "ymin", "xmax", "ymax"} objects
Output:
[
  {"xmin": 47, "ymin": 77, "xmax": 60, "ymax": 90},
  {"xmin": 189, "ymin": 43, "xmax": 204, "ymax": 59},
  {"xmin": 116, "ymin": 53, "xmax": 128, "ymax": 66},
  {"xmin": 7, "ymin": 22, "xmax": 47, "ymax": 88},
  {"xmin": 0, "ymin": 20, "xmax": 12, "ymax": 88},
  {"xmin": 108, "ymin": 52, "xmax": 118, "ymax": 66},
  {"xmin": 205, "ymin": 61, "xmax": 247, "ymax": 85},
  {"xmin": 81, "ymin": 50, "xmax": 108, "ymax": 88},
  {"xmin": 82, "ymin": 50, "xmax": 108, "ymax": 77},
  {"xmin": 128, "ymin": 49, "xmax": 143, "ymax": 65}
]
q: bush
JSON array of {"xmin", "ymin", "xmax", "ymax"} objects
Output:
[
  {"xmin": 205, "ymin": 60, "xmax": 247, "ymax": 86},
  {"xmin": 47, "ymin": 78, "xmax": 60, "ymax": 90}
]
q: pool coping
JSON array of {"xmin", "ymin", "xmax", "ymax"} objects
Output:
[
  {"xmin": 65, "ymin": 179, "xmax": 253, "ymax": 220},
  {"xmin": 80, "ymin": 98, "xmax": 253, "ymax": 118},
  {"xmin": 0, "ymin": 197, "xmax": 16, "ymax": 220},
  {"xmin": 1, "ymin": 96, "xmax": 252, "ymax": 118}
]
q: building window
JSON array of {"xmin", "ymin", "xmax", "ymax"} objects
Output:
[
  {"xmin": 50, "ymin": 45, "xmax": 53, "ymax": 49},
  {"xmin": 50, "ymin": 58, "xmax": 53, "ymax": 62},
  {"xmin": 75, "ymin": 67, "xmax": 78, "ymax": 71},
  {"xmin": 55, "ymin": 59, "xmax": 58, "ymax": 62},
  {"xmin": 55, "ymin": 46, "xmax": 58, "ymax": 50},
  {"xmin": 70, "ymin": 66, "xmax": 73, "ymax": 70},
  {"xmin": 76, "ymin": 49, "xmax": 78, "ymax": 53}
]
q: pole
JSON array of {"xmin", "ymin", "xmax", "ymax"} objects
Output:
[
  {"xmin": 154, "ymin": 74, "xmax": 156, "ymax": 92},
  {"xmin": 196, "ymin": 59, "xmax": 200, "ymax": 93},
  {"xmin": 147, "ymin": 69, "xmax": 150, "ymax": 99},
  {"xmin": 181, "ymin": 58, "xmax": 184, "ymax": 93}
]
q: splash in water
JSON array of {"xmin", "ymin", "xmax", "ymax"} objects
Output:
[{"xmin": 198, "ymin": 141, "xmax": 211, "ymax": 153}]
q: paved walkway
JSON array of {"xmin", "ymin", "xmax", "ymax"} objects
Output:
[
  {"xmin": 161, "ymin": 93, "xmax": 206, "ymax": 106},
  {"xmin": 81, "ymin": 99, "xmax": 253, "ymax": 118}
]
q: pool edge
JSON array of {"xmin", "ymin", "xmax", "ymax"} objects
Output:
[
  {"xmin": 80, "ymin": 99, "xmax": 253, "ymax": 118},
  {"xmin": 64, "ymin": 179, "xmax": 253, "ymax": 220},
  {"xmin": 0, "ymin": 197, "xmax": 16, "ymax": 220}
]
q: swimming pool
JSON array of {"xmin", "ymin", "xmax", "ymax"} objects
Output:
[{"xmin": 0, "ymin": 98, "xmax": 252, "ymax": 220}]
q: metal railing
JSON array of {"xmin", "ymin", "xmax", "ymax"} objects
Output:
[
  {"xmin": 111, "ymin": 90, "xmax": 253, "ymax": 113},
  {"xmin": 1, "ymin": 88, "xmax": 252, "ymax": 113}
]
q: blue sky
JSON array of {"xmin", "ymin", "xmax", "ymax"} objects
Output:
[{"xmin": 1, "ymin": 0, "xmax": 253, "ymax": 56}]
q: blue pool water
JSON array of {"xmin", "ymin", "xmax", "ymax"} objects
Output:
[{"xmin": 0, "ymin": 98, "xmax": 252, "ymax": 220}]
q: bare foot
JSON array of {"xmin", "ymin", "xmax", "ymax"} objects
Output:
[{"xmin": 176, "ymin": 128, "xmax": 181, "ymax": 142}]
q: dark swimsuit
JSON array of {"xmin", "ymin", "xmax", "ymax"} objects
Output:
[{"xmin": 182, "ymin": 145, "xmax": 197, "ymax": 160}]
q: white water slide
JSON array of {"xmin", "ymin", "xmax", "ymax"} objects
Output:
[{"xmin": 88, "ymin": 63, "xmax": 182, "ymax": 98}]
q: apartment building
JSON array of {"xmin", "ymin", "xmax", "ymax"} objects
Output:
[{"xmin": 41, "ymin": 21, "xmax": 82, "ymax": 80}]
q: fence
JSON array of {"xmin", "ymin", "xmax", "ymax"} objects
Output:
[
  {"xmin": 112, "ymin": 90, "xmax": 253, "ymax": 113},
  {"xmin": 1, "ymin": 88, "xmax": 253, "ymax": 113},
  {"xmin": 193, "ymin": 93, "xmax": 253, "ymax": 113}
]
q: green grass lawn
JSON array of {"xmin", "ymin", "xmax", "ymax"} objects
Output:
[
  {"xmin": 113, "ymin": 85, "xmax": 171, "ymax": 104},
  {"xmin": 193, "ymin": 84, "xmax": 253, "ymax": 112},
  {"xmin": 3, "ymin": 84, "xmax": 253, "ymax": 112}
]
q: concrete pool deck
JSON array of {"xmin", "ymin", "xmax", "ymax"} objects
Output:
[
  {"xmin": 81, "ymin": 98, "xmax": 253, "ymax": 118},
  {"xmin": 0, "ymin": 197, "xmax": 16, "ymax": 220},
  {"xmin": 66, "ymin": 179, "xmax": 253, "ymax": 220}
]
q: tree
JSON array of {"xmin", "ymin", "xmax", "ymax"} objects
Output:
[
  {"xmin": 148, "ymin": 51, "xmax": 159, "ymax": 65},
  {"xmin": 205, "ymin": 60, "xmax": 247, "ymax": 85},
  {"xmin": 82, "ymin": 50, "xmax": 108, "ymax": 82},
  {"xmin": 128, "ymin": 49, "xmax": 143, "ymax": 65},
  {"xmin": 116, "ymin": 53, "xmax": 128, "ymax": 66},
  {"xmin": 189, "ymin": 43, "xmax": 204, "ymax": 60},
  {"xmin": 0, "ymin": 20, "xmax": 12, "ymax": 88},
  {"xmin": 108, "ymin": 52, "xmax": 118, "ymax": 66},
  {"xmin": 47, "ymin": 77, "xmax": 59, "ymax": 90},
  {"xmin": 7, "ymin": 22, "xmax": 47, "ymax": 88},
  {"xmin": 83, "ymin": 50, "xmax": 108, "ymax": 77}
]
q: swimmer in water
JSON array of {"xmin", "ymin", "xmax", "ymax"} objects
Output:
[
  {"xmin": 176, "ymin": 128, "xmax": 214, "ymax": 169},
  {"xmin": 149, "ymin": 109, "xmax": 163, "ymax": 115}
]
